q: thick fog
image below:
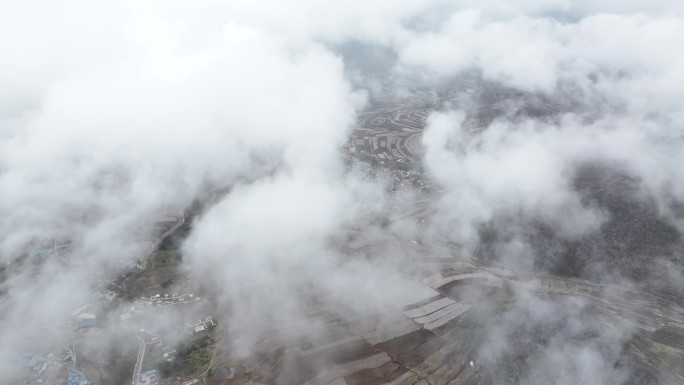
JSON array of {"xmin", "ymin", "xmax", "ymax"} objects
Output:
[{"xmin": 1, "ymin": 1, "xmax": 683, "ymax": 384}]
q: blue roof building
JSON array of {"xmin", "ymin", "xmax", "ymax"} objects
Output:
[
  {"xmin": 79, "ymin": 321, "xmax": 97, "ymax": 328},
  {"xmin": 140, "ymin": 369, "xmax": 158, "ymax": 385},
  {"xmin": 66, "ymin": 371, "xmax": 89, "ymax": 385},
  {"xmin": 67, "ymin": 371, "xmax": 78, "ymax": 385}
]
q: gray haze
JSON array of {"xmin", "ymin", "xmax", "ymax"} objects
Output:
[{"xmin": 1, "ymin": 1, "xmax": 684, "ymax": 384}]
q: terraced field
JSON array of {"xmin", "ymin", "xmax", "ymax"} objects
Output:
[
  {"xmin": 347, "ymin": 80, "xmax": 563, "ymax": 166},
  {"xmin": 205, "ymin": 254, "xmax": 684, "ymax": 384},
  {"xmin": 204, "ymin": 82, "xmax": 684, "ymax": 385}
]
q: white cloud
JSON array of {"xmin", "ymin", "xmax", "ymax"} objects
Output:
[{"xmin": 1, "ymin": 0, "xmax": 683, "ymax": 382}]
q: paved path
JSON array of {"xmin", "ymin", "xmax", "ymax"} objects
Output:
[{"xmin": 132, "ymin": 336, "xmax": 146, "ymax": 385}]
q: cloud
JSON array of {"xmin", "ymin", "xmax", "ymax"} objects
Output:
[
  {"xmin": 1, "ymin": 0, "xmax": 683, "ymax": 383},
  {"xmin": 0, "ymin": 0, "xmax": 373, "ymax": 374}
]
